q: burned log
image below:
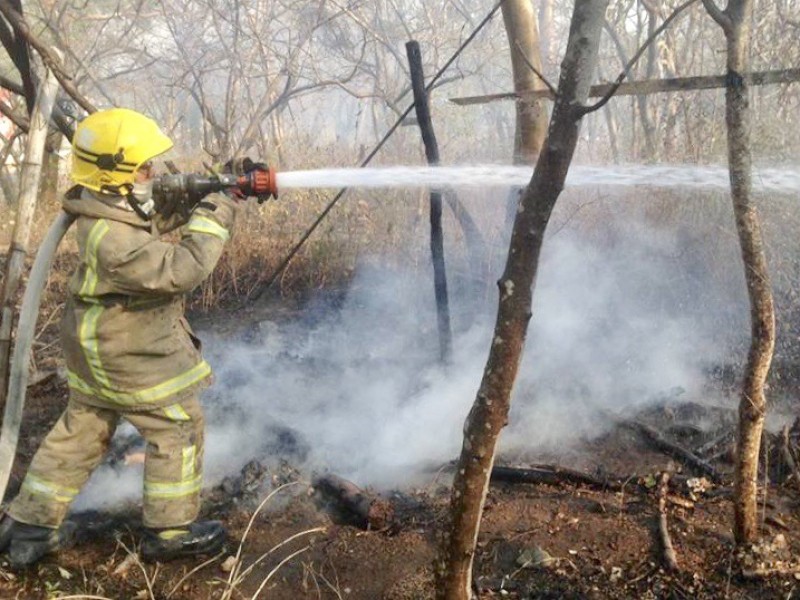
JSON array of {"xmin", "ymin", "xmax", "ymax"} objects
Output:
[
  {"xmin": 312, "ymin": 474, "xmax": 394, "ymax": 531},
  {"xmin": 490, "ymin": 464, "xmax": 623, "ymax": 492},
  {"xmin": 622, "ymin": 420, "xmax": 723, "ymax": 483}
]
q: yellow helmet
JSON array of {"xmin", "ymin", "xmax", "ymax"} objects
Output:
[{"xmin": 71, "ymin": 108, "xmax": 173, "ymax": 193}]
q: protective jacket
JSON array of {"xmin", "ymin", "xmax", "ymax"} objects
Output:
[{"xmin": 60, "ymin": 188, "xmax": 237, "ymax": 411}]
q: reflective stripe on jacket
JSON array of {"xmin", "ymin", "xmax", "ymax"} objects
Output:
[{"xmin": 60, "ymin": 189, "xmax": 237, "ymax": 410}]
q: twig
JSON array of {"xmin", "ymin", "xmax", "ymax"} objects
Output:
[
  {"xmin": 165, "ymin": 551, "xmax": 225, "ymax": 599},
  {"xmin": 657, "ymin": 472, "xmax": 679, "ymax": 571},
  {"xmin": 115, "ymin": 537, "xmax": 156, "ymax": 600},
  {"xmin": 221, "ymin": 481, "xmax": 305, "ymax": 600},
  {"xmin": 51, "ymin": 596, "xmax": 116, "ymax": 600},
  {"xmin": 250, "ymin": 544, "xmax": 312, "ymax": 599},
  {"xmin": 231, "ymin": 526, "xmax": 326, "ymax": 587}
]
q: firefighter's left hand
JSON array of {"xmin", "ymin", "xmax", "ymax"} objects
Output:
[{"xmin": 240, "ymin": 158, "xmax": 276, "ymax": 203}]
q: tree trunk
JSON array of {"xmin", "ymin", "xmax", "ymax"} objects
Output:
[
  {"xmin": 0, "ymin": 66, "xmax": 59, "ymax": 410},
  {"xmin": 703, "ymin": 0, "xmax": 774, "ymax": 545},
  {"xmin": 435, "ymin": 2, "xmax": 609, "ymax": 598},
  {"xmin": 538, "ymin": 0, "xmax": 556, "ymax": 77},
  {"xmin": 501, "ymin": 0, "xmax": 548, "ymax": 164},
  {"xmin": 501, "ymin": 0, "xmax": 550, "ymax": 229},
  {"xmin": 637, "ymin": 1, "xmax": 659, "ymax": 160}
]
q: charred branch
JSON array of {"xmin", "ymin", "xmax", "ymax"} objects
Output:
[
  {"xmin": 490, "ymin": 464, "xmax": 623, "ymax": 492},
  {"xmin": 621, "ymin": 420, "xmax": 723, "ymax": 482}
]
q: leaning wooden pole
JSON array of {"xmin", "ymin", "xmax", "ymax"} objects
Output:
[
  {"xmin": 434, "ymin": 2, "xmax": 609, "ymax": 597},
  {"xmin": 406, "ymin": 40, "xmax": 452, "ymax": 364},
  {"xmin": 0, "ymin": 65, "xmax": 59, "ymax": 411}
]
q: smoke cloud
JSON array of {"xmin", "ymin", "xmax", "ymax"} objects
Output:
[{"xmin": 72, "ymin": 188, "xmax": 755, "ymax": 513}]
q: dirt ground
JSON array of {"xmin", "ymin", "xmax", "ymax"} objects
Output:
[{"xmin": 2, "ymin": 323, "xmax": 800, "ymax": 599}]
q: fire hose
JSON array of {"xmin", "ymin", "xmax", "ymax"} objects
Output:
[
  {"xmin": 0, "ymin": 169, "xmax": 278, "ymax": 503},
  {"xmin": 0, "ymin": 211, "xmax": 76, "ymax": 501}
]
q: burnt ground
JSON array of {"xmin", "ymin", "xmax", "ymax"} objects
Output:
[{"xmin": 3, "ymin": 344, "xmax": 800, "ymax": 598}]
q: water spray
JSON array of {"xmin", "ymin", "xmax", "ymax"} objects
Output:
[{"xmin": 273, "ymin": 164, "xmax": 800, "ymax": 193}]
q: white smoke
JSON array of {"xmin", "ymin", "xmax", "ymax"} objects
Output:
[{"xmin": 72, "ymin": 196, "xmax": 749, "ymax": 513}]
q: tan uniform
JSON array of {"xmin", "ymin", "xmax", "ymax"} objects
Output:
[{"xmin": 9, "ymin": 189, "xmax": 236, "ymax": 529}]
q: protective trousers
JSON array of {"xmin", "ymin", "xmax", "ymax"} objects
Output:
[{"xmin": 8, "ymin": 394, "xmax": 204, "ymax": 529}]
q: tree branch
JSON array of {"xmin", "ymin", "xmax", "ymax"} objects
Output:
[
  {"xmin": 0, "ymin": 74, "xmax": 23, "ymax": 96},
  {"xmin": 701, "ymin": 0, "xmax": 731, "ymax": 31},
  {"xmin": 581, "ymin": 0, "xmax": 700, "ymax": 115},
  {"xmin": 0, "ymin": 99, "xmax": 28, "ymax": 131},
  {"xmin": 0, "ymin": 0, "xmax": 96, "ymax": 113},
  {"xmin": 514, "ymin": 39, "xmax": 558, "ymax": 98}
]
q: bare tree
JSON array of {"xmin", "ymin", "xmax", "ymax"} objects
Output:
[
  {"xmin": 435, "ymin": 1, "xmax": 610, "ymax": 597},
  {"xmin": 702, "ymin": 0, "xmax": 775, "ymax": 545}
]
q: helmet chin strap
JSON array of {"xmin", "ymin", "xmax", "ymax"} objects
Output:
[
  {"xmin": 125, "ymin": 193, "xmax": 153, "ymax": 221},
  {"xmin": 100, "ymin": 183, "xmax": 152, "ymax": 221}
]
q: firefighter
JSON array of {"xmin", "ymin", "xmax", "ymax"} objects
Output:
[{"xmin": 0, "ymin": 108, "xmax": 245, "ymax": 566}]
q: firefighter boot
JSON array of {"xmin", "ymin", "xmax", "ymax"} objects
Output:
[
  {"xmin": 141, "ymin": 520, "xmax": 226, "ymax": 562},
  {"xmin": 0, "ymin": 515, "xmax": 75, "ymax": 568}
]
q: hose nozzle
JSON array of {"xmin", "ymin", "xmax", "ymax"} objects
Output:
[{"xmin": 238, "ymin": 166, "xmax": 278, "ymax": 201}]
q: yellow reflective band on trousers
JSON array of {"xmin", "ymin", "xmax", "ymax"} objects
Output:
[
  {"xmin": 186, "ymin": 215, "xmax": 229, "ymax": 241},
  {"xmin": 182, "ymin": 445, "xmax": 196, "ymax": 481},
  {"xmin": 78, "ymin": 219, "xmax": 110, "ymax": 298},
  {"xmin": 164, "ymin": 404, "xmax": 191, "ymax": 421},
  {"xmin": 80, "ymin": 303, "xmax": 113, "ymax": 389},
  {"xmin": 21, "ymin": 473, "xmax": 79, "ymax": 504},
  {"xmin": 144, "ymin": 475, "xmax": 202, "ymax": 499},
  {"xmin": 66, "ymin": 360, "xmax": 212, "ymax": 405}
]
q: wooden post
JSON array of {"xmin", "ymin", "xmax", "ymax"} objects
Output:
[
  {"xmin": 406, "ymin": 40, "xmax": 452, "ymax": 364},
  {"xmin": 0, "ymin": 65, "xmax": 59, "ymax": 411}
]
